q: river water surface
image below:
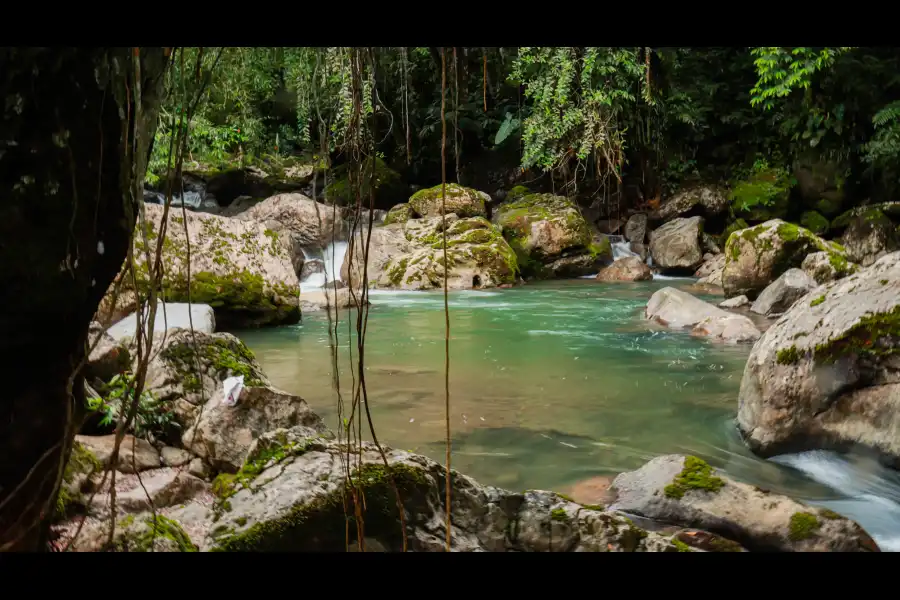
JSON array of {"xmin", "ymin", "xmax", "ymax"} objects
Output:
[{"xmin": 235, "ymin": 279, "xmax": 900, "ymax": 550}]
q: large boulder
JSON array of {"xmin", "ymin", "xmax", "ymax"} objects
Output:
[
  {"xmin": 648, "ymin": 216, "xmax": 704, "ymax": 272},
  {"xmin": 378, "ymin": 215, "xmax": 519, "ymax": 290},
  {"xmin": 74, "ymin": 434, "xmax": 161, "ymax": 474},
  {"xmin": 737, "ymin": 252, "xmax": 900, "ymax": 464},
  {"xmin": 839, "ymin": 208, "xmax": 900, "ymax": 267},
  {"xmin": 407, "ymin": 184, "xmax": 488, "ymax": 219},
  {"xmin": 801, "ymin": 251, "xmax": 858, "ymax": 285},
  {"xmin": 341, "ymin": 225, "xmax": 411, "ymax": 289},
  {"xmin": 722, "ymin": 219, "xmax": 845, "ymax": 299},
  {"xmin": 654, "ymin": 185, "xmax": 728, "ymax": 224},
  {"xmin": 106, "ymin": 301, "xmax": 215, "ymax": 343},
  {"xmin": 596, "ymin": 256, "xmax": 652, "ymax": 282},
  {"xmin": 230, "ymin": 193, "xmax": 340, "ymax": 250},
  {"xmin": 608, "ymin": 454, "xmax": 878, "ymax": 552},
  {"xmin": 132, "ymin": 204, "xmax": 300, "ymax": 328},
  {"xmin": 493, "ymin": 193, "xmax": 595, "ymax": 275},
  {"xmin": 793, "ymin": 157, "xmax": 847, "ymax": 217},
  {"xmin": 624, "ymin": 213, "xmax": 648, "ymax": 243},
  {"xmin": 750, "ymin": 268, "xmax": 817, "ymax": 316},
  {"xmin": 645, "ymin": 287, "xmax": 761, "ymax": 344}
]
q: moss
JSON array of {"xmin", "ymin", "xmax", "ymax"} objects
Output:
[
  {"xmin": 507, "ymin": 185, "xmax": 530, "ymax": 202},
  {"xmin": 116, "ymin": 515, "xmax": 198, "ymax": 552},
  {"xmin": 708, "ymin": 537, "xmax": 743, "ymax": 552},
  {"xmin": 554, "ymin": 492, "xmax": 575, "ymax": 503},
  {"xmin": 581, "ymin": 503, "xmax": 604, "ymax": 512},
  {"xmin": 671, "ymin": 538, "xmax": 693, "ymax": 552},
  {"xmin": 820, "ymin": 508, "xmax": 843, "ymax": 520},
  {"xmin": 788, "ymin": 512, "xmax": 821, "ymax": 541},
  {"xmin": 383, "ymin": 203, "xmax": 412, "ymax": 225},
  {"xmin": 881, "ymin": 279, "xmax": 890, "ymax": 285},
  {"xmin": 810, "ymin": 295, "xmax": 826, "ymax": 307},
  {"xmin": 801, "ymin": 211, "xmax": 830, "ymax": 235},
  {"xmin": 408, "ymin": 183, "xmax": 487, "ymax": 219},
  {"xmin": 776, "ymin": 345, "xmax": 803, "ymax": 365},
  {"xmin": 721, "ymin": 218, "xmax": 750, "ymax": 250},
  {"xmin": 588, "ymin": 237, "xmax": 613, "ymax": 261},
  {"xmin": 663, "ymin": 456, "xmax": 725, "ymax": 499},
  {"xmin": 324, "ymin": 156, "xmax": 402, "ymax": 206},
  {"xmin": 55, "ymin": 442, "xmax": 102, "ymax": 519},
  {"xmin": 550, "ymin": 507, "xmax": 569, "ymax": 522},
  {"xmin": 212, "ymin": 461, "xmax": 430, "ymax": 552},
  {"xmin": 828, "ymin": 252, "xmax": 857, "ymax": 278},
  {"xmin": 811, "ymin": 305, "xmax": 900, "ymax": 364}
]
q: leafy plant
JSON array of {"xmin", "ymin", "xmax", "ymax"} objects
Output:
[{"xmin": 86, "ymin": 372, "xmax": 179, "ymax": 444}]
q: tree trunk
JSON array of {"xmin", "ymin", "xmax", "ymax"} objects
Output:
[{"xmin": 0, "ymin": 47, "xmax": 167, "ymax": 552}]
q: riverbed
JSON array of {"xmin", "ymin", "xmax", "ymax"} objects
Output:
[{"xmin": 235, "ymin": 278, "xmax": 900, "ymax": 550}]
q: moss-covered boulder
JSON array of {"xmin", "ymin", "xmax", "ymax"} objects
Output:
[
  {"xmin": 133, "ymin": 204, "xmax": 300, "ymax": 328},
  {"xmin": 408, "ymin": 183, "xmax": 488, "ymax": 219},
  {"xmin": 54, "ymin": 441, "xmax": 102, "ymax": 521},
  {"xmin": 493, "ymin": 193, "xmax": 596, "ymax": 277},
  {"xmin": 729, "ymin": 167, "xmax": 793, "ymax": 222},
  {"xmin": 324, "ymin": 156, "xmax": 407, "ymax": 209},
  {"xmin": 722, "ymin": 219, "xmax": 846, "ymax": 299},
  {"xmin": 737, "ymin": 251, "xmax": 900, "ymax": 467},
  {"xmin": 654, "ymin": 185, "xmax": 729, "ymax": 224},
  {"xmin": 376, "ymin": 215, "xmax": 518, "ymax": 290},
  {"xmin": 203, "ymin": 438, "xmax": 683, "ymax": 552},
  {"xmin": 831, "ymin": 202, "xmax": 900, "ymax": 233},
  {"xmin": 229, "ymin": 192, "xmax": 340, "ymax": 250},
  {"xmin": 383, "ymin": 203, "xmax": 413, "ymax": 225},
  {"xmin": 608, "ymin": 455, "xmax": 878, "ymax": 552},
  {"xmin": 719, "ymin": 218, "xmax": 749, "ymax": 248},
  {"xmin": 341, "ymin": 225, "xmax": 411, "ymax": 289},
  {"xmin": 800, "ymin": 210, "xmax": 830, "ymax": 236},
  {"xmin": 793, "ymin": 156, "xmax": 847, "ymax": 217},
  {"xmin": 801, "ymin": 251, "xmax": 858, "ymax": 285},
  {"xmin": 838, "ymin": 207, "xmax": 900, "ymax": 267}
]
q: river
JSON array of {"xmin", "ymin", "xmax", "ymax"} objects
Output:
[{"xmin": 235, "ymin": 278, "xmax": 900, "ymax": 551}]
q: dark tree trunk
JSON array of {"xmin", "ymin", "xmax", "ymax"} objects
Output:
[{"xmin": 0, "ymin": 47, "xmax": 167, "ymax": 552}]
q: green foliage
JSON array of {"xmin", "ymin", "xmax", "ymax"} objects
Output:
[
  {"xmin": 750, "ymin": 47, "xmax": 853, "ymax": 110},
  {"xmin": 729, "ymin": 159, "xmax": 794, "ymax": 220},
  {"xmin": 85, "ymin": 372, "xmax": 179, "ymax": 444}
]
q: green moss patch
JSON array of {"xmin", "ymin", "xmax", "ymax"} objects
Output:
[
  {"xmin": 801, "ymin": 211, "xmax": 829, "ymax": 235},
  {"xmin": 162, "ymin": 335, "xmax": 266, "ymax": 394},
  {"xmin": 811, "ymin": 305, "xmax": 900, "ymax": 365},
  {"xmin": 664, "ymin": 456, "xmax": 725, "ymax": 499},
  {"xmin": 730, "ymin": 167, "xmax": 793, "ymax": 221},
  {"xmin": 116, "ymin": 515, "xmax": 198, "ymax": 552},
  {"xmin": 788, "ymin": 512, "xmax": 821, "ymax": 541}
]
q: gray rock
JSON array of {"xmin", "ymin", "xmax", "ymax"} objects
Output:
[
  {"xmin": 737, "ymin": 251, "xmax": 900, "ymax": 462},
  {"xmin": 801, "ymin": 251, "xmax": 857, "ymax": 284},
  {"xmin": 691, "ymin": 314, "xmax": 761, "ymax": 344},
  {"xmin": 750, "ymin": 268, "xmax": 818, "ymax": 316},
  {"xmin": 160, "ymin": 446, "xmax": 193, "ymax": 467},
  {"xmin": 75, "ymin": 434, "xmax": 161, "ymax": 474},
  {"xmin": 719, "ymin": 295, "xmax": 750, "ymax": 309},
  {"xmin": 624, "ymin": 213, "xmax": 648, "ymax": 243},
  {"xmin": 702, "ymin": 233, "xmax": 722, "ymax": 255},
  {"xmin": 188, "ymin": 458, "xmax": 210, "ymax": 479},
  {"xmin": 655, "ymin": 186, "xmax": 728, "ymax": 222},
  {"xmin": 841, "ymin": 209, "xmax": 900, "ymax": 267},
  {"xmin": 648, "ymin": 216, "xmax": 704, "ymax": 272},
  {"xmin": 646, "ymin": 287, "xmax": 760, "ymax": 344},
  {"xmin": 94, "ymin": 469, "xmax": 209, "ymax": 514},
  {"xmin": 596, "ymin": 256, "xmax": 652, "ymax": 282},
  {"xmin": 106, "ymin": 301, "xmax": 215, "ymax": 342},
  {"xmin": 694, "ymin": 254, "xmax": 726, "ymax": 287},
  {"xmin": 86, "ymin": 322, "xmax": 131, "ymax": 382},
  {"xmin": 608, "ymin": 454, "xmax": 879, "ymax": 552}
]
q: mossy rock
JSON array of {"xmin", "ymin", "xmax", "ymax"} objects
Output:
[
  {"xmin": 408, "ymin": 183, "xmax": 488, "ymax": 219},
  {"xmin": 800, "ymin": 211, "xmax": 830, "ymax": 236},
  {"xmin": 730, "ymin": 167, "xmax": 793, "ymax": 222},
  {"xmin": 324, "ymin": 156, "xmax": 406, "ymax": 208},
  {"xmin": 55, "ymin": 441, "xmax": 102, "ymax": 520},
  {"xmin": 720, "ymin": 218, "xmax": 749, "ymax": 248},
  {"xmin": 383, "ymin": 203, "xmax": 413, "ymax": 225}
]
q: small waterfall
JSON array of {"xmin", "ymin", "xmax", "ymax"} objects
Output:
[
  {"xmin": 299, "ymin": 241, "xmax": 348, "ymax": 291},
  {"xmin": 608, "ymin": 235, "xmax": 640, "ymax": 261}
]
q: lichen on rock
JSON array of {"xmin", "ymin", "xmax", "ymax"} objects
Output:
[{"xmin": 407, "ymin": 183, "xmax": 488, "ymax": 219}]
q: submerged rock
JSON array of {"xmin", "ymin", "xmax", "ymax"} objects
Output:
[
  {"xmin": 737, "ymin": 251, "xmax": 900, "ymax": 463},
  {"xmin": 722, "ymin": 219, "xmax": 844, "ymax": 299},
  {"xmin": 596, "ymin": 256, "xmax": 652, "ymax": 282},
  {"xmin": 750, "ymin": 268, "xmax": 817, "ymax": 316},
  {"xmin": 648, "ymin": 216, "xmax": 704, "ymax": 272},
  {"xmin": 608, "ymin": 454, "xmax": 878, "ymax": 552},
  {"xmin": 407, "ymin": 183, "xmax": 489, "ymax": 219},
  {"xmin": 131, "ymin": 204, "xmax": 300, "ymax": 328},
  {"xmin": 646, "ymin": 287, "xmax": 760, "ymax": 344}
]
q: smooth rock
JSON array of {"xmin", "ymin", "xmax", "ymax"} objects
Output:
[
  {"xmin": 648, "ymin": 216, "xmax": 704, "ymax": 272},
  {"xmin": 750, "ymin": 268, "xmax": 818, "ymax": 316},
  {"xmin": 75, "ymin": 434, "xmax": 161, "ymax": 474}
]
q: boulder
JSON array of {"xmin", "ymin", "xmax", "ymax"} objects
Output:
[
  {"xmin": 694, "ymin": 254, "xmax": 725, "ymax": 282},
  {"xmin": 793, "ymin": 157, "xmax": 846, "ymax": 217},
  {"xmin": 74, "ymin": 434, "xmax": 160, "ymax": 474},
  {"xmin": 371, "ymin": 215, "xmax": 519, "ymax": 290},
  {"xmin": 737, "ymin": 251, "xmax": 900, "ymax": 463},
  {"xmin": 300, "ymin": 286, "xmax": 369, "ymax": 312},
  {"xmin": 648, "ymin": 216, "xmax": 704, "ymax": 272},
  {"xmin": 493, "ymin": 193, "xmax": 593, "ymax": 269},
  {"xmin": 722, "ymin": 219, "xmax": 845, "ymax": 299},
  {"xmin": 596, "ymin": 257, "xmax": 652, "ymax": 282},
  {"xmin": 646, "ymin": 287, "xmax": 761, "ymax": 343},
  {"xmin": 86, "ymin": 322, "xmax": 131, "ymax": 383},
  {"xmin": 93, "ymin": 469, "xmax": 209, "ymax": 514},
  {"xmin": 161, "ymin": 446, "xmax": 193, "ymax": 467},
  {"xmin": 131, "ymin": 204, "xmax": 301, "ymax": 328},
  {"xmin": 201, "ymin": 439, "xmax": 685, "ymax": 552},
  {"xmin": 655, "ymin": 185, "xmax": 728, "ymax": 223},
  {"xmin": 182, "ymin": 385, "xmax": 328, "ymax": 474},
  {"xmin": 608, "ymin": 454, "xmax": 879, "ymax": 552},
  {"xmin": 719, "ymin": 295, "xmax": 750, "ymax": 309},
  {"xmin": 407, "ymin": 184, "xmax": 489, "ymax": 219},
  {"xmin": 624, "ymin": 213, "xmax": 648, "ymax": 243},
  {"xmin": 840, "ymin": 208, "xmax": 900, "ymax": 267},
  {"xmin": 801, "ymin": 251, "xmax": 858, "ymax": 285},
  {"xmin": 341, "ymin": 225, "xmax": 410, "ymax": 289},
  {"xmin": 384, "ymin": 203, "xmax": 413, "ymax": 225},
  {"xmin": 106, "ymin": 301, "xmax": 215, "ymax": 343},
  {"xmin": 230, "ymin": 192, "xmax": 341, "ymax": 250},
  {"xmin": 750, "ymin": 268, "xmax": 818, "ymax": 316}
]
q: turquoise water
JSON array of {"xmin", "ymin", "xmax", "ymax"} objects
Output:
[{"xmin": 236, "ymin": 279, "xmax": 900, "ymax": 549}]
